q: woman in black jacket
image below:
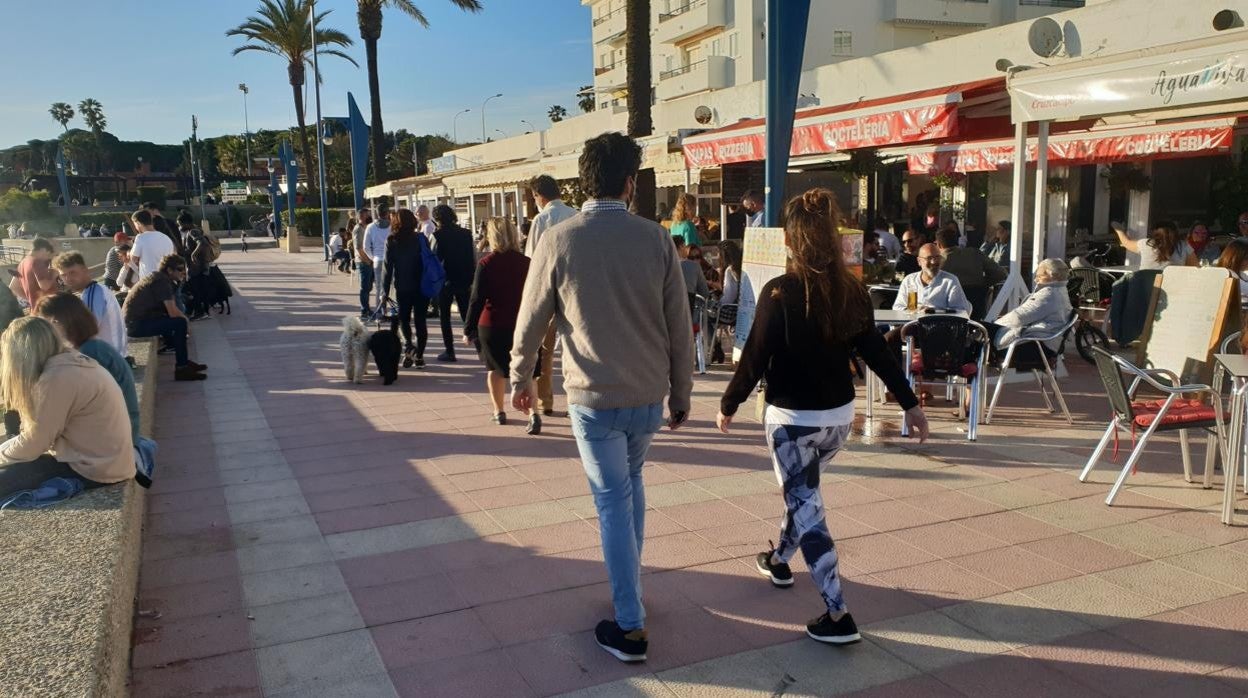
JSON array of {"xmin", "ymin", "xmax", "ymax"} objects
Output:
[
  {"xmin": 382, "ymin": 208, "xmax": 429, "ymax": 368},
  {"xmin": 717, "ymin": 188, "xmax": 929, "ymax": 647}
]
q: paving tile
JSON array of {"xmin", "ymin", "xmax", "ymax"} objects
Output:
[
  {"xmin": 1019, "ymin": 575, "xmax": 1170, "ymax": 628},
  {"xmin": 950, "ymin": 546, "xmax": 1082, "ymax": 590},
  {"xmin": 351, "ymin": 571, "xmax": 469, "ymax": 625},
  {"xmin": 660, "ymin": 498, "xmax": 759, "ymax": 531},
  {"xmin": 889, "ymin": 521, "xmax": 1010, "ymax": 559},
  {"xmin": 1018, "ymin": 498, "xmax": 1138, "ymax": 532},
  {"xmin": 833, "ymin": 532, "xmax": 938, "ymax": 575},
  {"xmin": 873, "ymin": 560, "xmax": 1010, "ymax": 609},
  {"xmin": 957, "ymin": 510, "xmax": 1069, "ymax": 545},
  {"xmin": 390, "ymin": 649, "xmax": 536, "ymax": 698},
  {"xmin": 931, "ymin": 650, "xmax": 1104, "ymax": 697},
  {"xmin": 963, "ymin": 481, "xmax": 1065, "ymax": 510},
  {"xmin": 1096, "ymin": 560, "xmax": 1240, "ymax": 610},
  {"xmin": 255, "ymin": 629, "xmax": 391, "ymax": 697},
  {"xmin": 132, "ymin": 613, "xmax": 253, "ymax": 669},
  {"xmin": 325, "ymin": 511, "xmax": 501, "ymax": 559},
  {"xmin": 235, "ymin": 538, "xmax": 334, "ymax": 575},
  {"xmin": 131, "ymin": 649, "xmax": 261, "ymax": 698},
  {"xmin": 248, "ymin": 591, "xmax": 365, "ymax": 648},
  {"xmin": 939, "ymin": 592, "xmax": 1093, "ymax": 648},
  {"xmin": 370, "ymin": 608, "xmax": 499, "ymax": 670},
  {"xmin": 1081, "ymin": 521, "xmax": 1209, "ymax": 560},
  {"xmin": 487, "ymin": 500, "xmax": 581, "ymax": 532},
  {"xmin": 1021, "ymin": 532, "xmax": 1149, "ymax": 574},
  {"xmin": 1139, "ymin": 509, "xmax": 1248, "ymax": 546},
  {"xmin": 232, "ymin": 514, "xmax": 323, "ymax": 549},
  {"xmin": 137, "ymin": 577, "xmax": 246, "ymax": 624},
  {"xmin": 837, "ymin": 499, "xmax": 945, "ymax": 533},
  {"xmin": 1022, "ymin": 629, "xmax": 1210, "ymax": 697},
  {"xmin": 139, "ymin": 550, "xmax": 240, "ymax": 591},
  {"xmin": 1106, "ymin": 607, "xmax": 1248, "ymax": 677},
  {"xmin": 898, "ymin": 488, "xmax": 1005, "ymax": 520},
  {"xmin": 1157, "ymin": 547, "xmax": 1248, "ymax": 591},
  {"xmin": 556, "ymin": 676, "xmax": 677, "ymax": 698},
  {"xmin": 241, "ymin": 561, "xmax": 348, "ymax": 607},
  {"xmin": 865, "ymin": 609, "xmax": 1012, "ymax": 672},
  {"xmin": 507, "ymin": 630, "xmax": 653, "ymax": 695},
  {"xmin": 839, "ymin": 675, "xmax": 963, "ymax": 698}
]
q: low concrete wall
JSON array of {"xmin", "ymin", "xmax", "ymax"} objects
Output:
[
  {"xmin": 5, "ymin": 237, "xmax": 117, "ymax": 269},
  {"xmin": 0, "ymin": 338, "xmax": 156, "ymax": 697}
]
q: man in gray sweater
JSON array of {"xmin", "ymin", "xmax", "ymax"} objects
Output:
[{"xmin": 510, "ymin": 132, "xmax": 694, "ymax": 664}]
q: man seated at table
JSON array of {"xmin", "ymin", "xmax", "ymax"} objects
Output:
[
  {"xmin": 892, "ymin": 243, "xmax": 972, "ymax": 314},
  {"xmin": 937, "ymin": 228, "xmax": 1006, "ymax": 320}
]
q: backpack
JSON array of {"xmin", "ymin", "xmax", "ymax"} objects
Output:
[
  {"xmin": 205, "ymin": 232, "xmax": 221, "ymax": 261},
  {"xmin": 419, "ymin": 234, "xmax": 446, "ymax": 298}
]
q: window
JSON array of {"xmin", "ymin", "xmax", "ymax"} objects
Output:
[
  {"xmin": 728, "ymin": 32, "xmax": 738, "ymax": 58},
  {"xmin": 710, "ymin": 38, "xmax": 722, "ymax": 56},
  {"xmin": 832, "ymin": 30, "xmax": 852, "ymax": 57}
]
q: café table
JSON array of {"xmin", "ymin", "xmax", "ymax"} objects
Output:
[{"xmin": 1214, "ymin": 352, "xmax": 1248, "ymax": 525}]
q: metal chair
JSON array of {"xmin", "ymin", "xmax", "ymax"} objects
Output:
[
  {"xmin": 706, "ymin": 299, "xmax": 738, "ymax": 364},
  {"xmin": 900, "ymin": 315, "xmax": 990, "ymax": 441},
  {"xmin": 1213, "ymin": 330, "xmax": 1246, "ymax": 497},
  {"xmin": 1079, "ymin": 347, "xmax": 1224, "ymax": 506},
  {"xmin": 985, "ymin": 310, "xmax": 1078, "ymax": 424},
  {"xmin": 324, "ymin": 244, "xmax": 336, "ymax": 275},
  {"xmin": 691, "ymin": 294, "xmax": 709, "ymax": 375}
]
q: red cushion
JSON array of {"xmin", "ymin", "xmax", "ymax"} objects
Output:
[
  {"xmin": 1131, "ymin": 399, "xmax": 1216, "ymax": 428},
  {"xmin": 911, "ymin": 357, "xmax": 978, "ymax": 378}
]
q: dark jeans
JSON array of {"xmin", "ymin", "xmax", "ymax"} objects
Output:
[
  {"xmin": 396, "ymin": 292, "xmax": 429, "ymax": 357},
  {"xmin": 358, "ymin": 263, "xmax": 375, "ymax": 314},
  {"xmin": 129, "ymin": 316, "xmax": 190, "ymax": 366},
  {"xmin": 439, "ymin": 284, "xmax": 470, "ymax": 352},
  {"xmin": 0, "ymin": 454, "xmax": 106, "ymax": 497},
  {"xmin": 332, "ymin": 250, "xmax": 351, "ymax": 272}
]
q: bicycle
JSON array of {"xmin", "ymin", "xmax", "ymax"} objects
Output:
[{"xmin": 1067, "ymin": 269, "xmax": 1110, "ymax": 364}]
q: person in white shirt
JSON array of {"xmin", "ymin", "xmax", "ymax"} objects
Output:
[
  {"xmin": 742, "ymin": 190, "xmax": 765, "ymax": 228},
  {"xmin": 52, "ymin": 251, "xmax": 127, "ymax": 357},
  {"xmin": 415, "ymin": 205, "xmax": 437, "ymax": 244},
  {"xmin": 363, "ymin": 203, "xmax": 393, "ymax": 310},
  {"xmin": 525, "ymin": 175, "xmax": 579, "ymax": 415},
  {"xmin": 329, "ymin": 228, "xmax": 350, "ymax": 272},
  {"xmin": 126, "ymin": 210, "xmax": 175, "ymax": 284},
  {"xmin": 873, "ymin": 217, "xmax": 901, "ymax": 260},
  {"xmin": 892, "ymin": 243, "xmax": 972, "ymax": 314}
]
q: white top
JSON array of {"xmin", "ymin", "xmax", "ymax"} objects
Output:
[
  {"xmin": 417, "ymin": 219, "xmax": 436, "ymax": 245},
  {"xmin": 525, "ymin": 200, "xmax": 578, "ymax": 257},
  {"xmin": 764, "ymin": 403, "xmax": 855, "ymax": 428},
  {"xmin": 892, "ymin": 270, "xmax": 972, "ymax": 314},
  {"xmin": 363, "ymin": 221, "xmax": 390, "ymax": 265},
  {"xmin": 721, "ymin": 267, "xmax": 740, "ymax": 305},
  {"xmin": 1138, "ymin": 240, "xmax": 1193, "ymax": 270},
  {"xmin": 81, "ymin": 281, "xmax": 126, "ymax": 356},
  {"xmin": 875, "ymin": 228, "xmax": 901, "ymax": 259},
  {"xmin": 747, "ymin": 210, "xmax": 764, "ymax": 228},
  {"xmin": 329, "ymin": 233, "xmax": 344, "ymax": 254},
  {"xmin": 129, "ymin": 230, "xmax": 175, "ymax": 281}
]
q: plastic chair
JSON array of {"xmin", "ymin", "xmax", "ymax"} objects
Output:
[
  {"xmin": 691, "ymin": 294, "xmax": 708, "ymax": 375},
  {"xmin": 706, "ymin": 300, "xmax": 738, "ymax": 364},
  {"xmin": 900, "ymin": 315, "xmax": 990, "ymax": 441},
  {"xmin": 1079, "ymin": 347, "xmax": 1224, "ymax": 506},
  {"xmin": 324, "ymin": 245, "xmax": 336, "ymax": 275},
  {"xmin": 985, "ymin": 310, "xmax": 1078, "ymax": 424}
]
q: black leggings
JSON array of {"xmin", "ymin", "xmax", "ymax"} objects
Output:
[{"xmin": 396, "ymin": 292, "xmax": 429, "ymax": 357}]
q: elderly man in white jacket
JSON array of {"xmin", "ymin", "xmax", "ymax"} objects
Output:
[{"xmin": 991, "ymin": 258, "xmax": 1073, "ymax": 351}]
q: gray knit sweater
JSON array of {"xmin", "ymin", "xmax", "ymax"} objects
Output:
[{"xmin": 510, "ymin": 205, "xmax": 695, "ymax": 413}]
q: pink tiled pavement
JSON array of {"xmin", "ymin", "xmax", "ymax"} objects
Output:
[{"xmin": 131, "ymin": 243, "xmax": 1248, "ymax": 697}]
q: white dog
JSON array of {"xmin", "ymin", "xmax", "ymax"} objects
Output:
[{"xmin": 339, "ymin": 315, "xmax": 372, "ymax": 383}]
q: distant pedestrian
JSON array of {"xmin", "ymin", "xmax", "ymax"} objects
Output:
[
  {"xmin": 510, "ymin": 132, "xmax": 694, "ymax": 664},
  {"xmin": 353, "ymin": 208, "xmax": 373, "ymax": 315},
  {"xmin": 432, "ymin": 205, "xmax": 475, "ymax": 363},
  {"xmin": 380, "ymin": 208, "xmax": 429, "ymax": 369},
  {"xmin": 524, "ymin": 174, "xmax": 577, "ymax": 416},
  {"xmin": 364, "ymin": 203, "xmax": 392, "ymax": 313}
]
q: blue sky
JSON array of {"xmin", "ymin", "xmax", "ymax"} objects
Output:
[{"xmin": 0, "ymin": 0, "xmax": 592, "ymax": 149}]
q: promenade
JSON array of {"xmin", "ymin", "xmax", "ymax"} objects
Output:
[{"xmin": 130, "ymin": 245, "xmax": 1248, "ymax": 697}]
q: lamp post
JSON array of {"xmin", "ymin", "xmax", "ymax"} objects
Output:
[
  {"xmin": 54, "ymin": 145, "xmax": 70, "ymax": 219},
  {"xmin": 520, "ymin": 119, "xmax": 535, "ymax": 134},
  {"xmin": 189, "ymin": 115, "xmax": 207, "ymax": 224},
  {"xmin": 452, "ymin": 108, "xmax": 470, "ymax": 144},
  {"xmin": 309, "ymin": 0, "xmax": 330, "ymax": 260},
  {"xmin": 481, "ymin": 93, "xmax": 502, "ymax": 143},
  {"xmin": 494, "ymin": 128, "xmax": 507, "ymax": 139},
  {"xmin": 239, "ymin": 83, "xmax": 252, "ymax": 191}
]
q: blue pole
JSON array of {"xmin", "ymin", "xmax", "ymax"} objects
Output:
[
  {"xmin": 279, "ymin": 140, "xmax": 298, "ymax": 238},
  {"xmin": 763, "ymin": 0, "xmax": 811, "ymax": 227},
  {"xmin": 348, "ymin": 93, "xmax": 368, "ymax": 212},
  {"xmin": 268, "ymin": 159, "xmax": 282, "ymax": 239}
]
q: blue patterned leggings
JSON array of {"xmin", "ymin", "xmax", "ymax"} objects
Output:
[{"xmin": 765, "ymin": 422, "xmax": 851, "ymax": 614}]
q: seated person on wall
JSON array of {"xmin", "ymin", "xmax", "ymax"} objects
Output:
[
  {"xmin": 0, "ymin": 317, "xmax": 134, "ymax": 496},
  {"xmin": 34, "ymin": 293, "xmax": 140, "ymax": 448},
  {"xmin": 982, "ymin": 258, "xmax": 1073, "ymax": 358},
  {"xmin": 122, "ymin": 254, "xmax": 208, "ymax": 382},
  {"xmin": 103, "ymin": 232, "xmax": 131, "ymax": 291},
  {"xmin": 936, "ymin": 227, "xmax": 1006, "ymax": 320},
  {"xmin": 52, "ymin": 251, "xmax": 127, "ymax": 358},
  {"xmin": 10, "ymin": 237, "xmax": 58, "ymax": 309}
]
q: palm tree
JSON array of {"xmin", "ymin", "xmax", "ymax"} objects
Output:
[
  {"xmin": 547, "ymin": 105, "xmax": 568, "ymax": 123},
  {"xmin": 577, "ymin": 86, "xmax": 596, "ymax": 114},
  {"xmin": 355, "ymin": 0, "xmax": 482, "ymax": 184},
  {"xmin": 49, "ymin": 103, "xmax": 74, "ymax": 132},
  {"xmin": 78, "ymin": 99, "xmax": 107, "ymax": 173},
  {"xmin": 625, "ymin": 0, "xmax": 655, "ymax": 220},
  {"xmin": 227, "ymin": 0, "xmax": 357, "ymax": 195}
]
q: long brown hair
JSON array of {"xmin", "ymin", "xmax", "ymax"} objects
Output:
[
  {"xmin": 781, "ymin": 188, "xmax": 871, "ymax": 342},
  {"xmin": 388, "ymin": 208, "xmax": 419, "ymax": 245},
  {"xmin": 1218, "ymin": 238, "xmax": 1248, "ymax": 274},
  {"xmin": 33, "ymin": 292, "xmax": 99, "ymax": 347},
  {"xmin": 672, "ymin": 193, "xmax": 696, "ymax": 223},
  {"xmin": 1148, "ymin": 220, "xmax": 1181, "ymax": 263}
]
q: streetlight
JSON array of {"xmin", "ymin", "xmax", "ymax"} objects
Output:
[
  {"xmin": 452, "ymin": 108, "xmax": 470, "ymax": 144},
  {"xmin": 494, "ymin": 128, "xmax": 507, "ymax": 139},
  {"xmin": 520, "ymin": 119, "xmax": 535, "ymax": 134},
  {"xmin": 481, "ymin": 93, "xmax": 502, "ymax": 143},
  {"xmin": 239, "ymin": 83, "xmax": 252, "ymax": 190},
  {"xmin": 309, "ymin": 0, "xmax": 330, "ymax": 260}
]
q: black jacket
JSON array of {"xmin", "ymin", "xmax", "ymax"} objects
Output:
[
  {"xmin": 382, "ymin": 233, "xmax": 425, "ymax": 298},
  {"xmin": 433, "ymin": 223, "xmax": 476, "ymax": 289}
]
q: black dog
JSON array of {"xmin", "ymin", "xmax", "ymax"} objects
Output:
[{"xmin": 367, "ymin": 320, "xmax": 402, "ymax": 385}]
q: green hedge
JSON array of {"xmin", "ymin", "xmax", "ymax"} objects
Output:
[
  {"xmin": 0, "ymin": 189, "xmax": 51, "ymax": 223},
  {"xmin": 282, "ymin": 207, "xmax": 352, "ymax": 238},
  {"xmin": 135, "ymin": 186, "xmax": 166, "ymax": 210}
]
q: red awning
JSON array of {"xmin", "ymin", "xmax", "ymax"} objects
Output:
[
  {"xmin": 681, "ymin": 78, "xmax": 1004, "ymax": 169},
  {"xmin": 906, "ymin": 118, "xmax": 1238, "ymax": 174}
]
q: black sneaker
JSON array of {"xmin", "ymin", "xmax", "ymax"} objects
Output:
[
  {"xmin": 403, "ymin": 346, "xmax": 415, "ymax": 369},
  {"xmin": 414, "ymin": 357, "xmax": 425, "ymax": 369},
  {"xmin": 492, "ymin": 412, "xmax": 507, "ymax": 425},
  {"xmin": 594, "ymin": 620, "xmax": 647, "ymax": 662},
  {"xmin": 436, "ymin": 351, "xmax": 457, "ymax": 363},
  {"xmin": 526, "ymin": 413, "xmax": 542, "ymax": 436},
  {"xmin": 806, "ymin": 612, "xmax": 861, "ymax": 645},
  {"xmin": 755, "ymin": 542, "xmax": 794, "ymax": 587}
]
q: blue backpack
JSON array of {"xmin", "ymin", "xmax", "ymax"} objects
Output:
[{"xmin": 419, "ymin": 234, "xmax": 446, "ymax": 299}]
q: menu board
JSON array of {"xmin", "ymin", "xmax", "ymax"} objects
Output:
[{"xmin": 1138, "ymin": 266, "xmax": 1239, "ymax": 385}]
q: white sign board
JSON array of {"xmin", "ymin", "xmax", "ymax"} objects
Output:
[
  {"xmin": 1140, "ymin": 266, "xmax": 1238, "ymax": 385},
  {"xmin": 734, "ymin": 227, "xmax": 787, "ymax": 360},
  {"xmin": 1010, "ymin": 36, "xmax": 1248, "ymax": 123}
]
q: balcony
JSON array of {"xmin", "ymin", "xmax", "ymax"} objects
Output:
[
  {"xmin": 595, "ymin": 61, "xmax": 626, "ymax": 91},
  {"xmin": 887, "ymin": 0, "xmax": 991, "ymax": 27},
  {"xmin": 591, "ymin": 6, "xmax": 626, "ymax": 44},
  {"xmin": 655, "ymin": 55, "xmax": 732, "ymax": 101},
  {"xmin": 655, "ymin": 0, "xmax": 728, "ymax": 45}
]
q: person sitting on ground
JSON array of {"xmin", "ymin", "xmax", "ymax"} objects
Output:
[
  {"xmin": 33, "ymin": 293, "xmax": 139, "ymax": 447},
  {"xmin": 10, "ymin": 237, "xmax": 58, "ymax": 309},
  {"xmin": 980, "ymin": 221, "xmax": 1011, "ymax": 267},
  {"xmin": 1113, "ymin": 220, "xmax": 1197, "ymax": 269},
  {"xmin": 1188, "ymin": 220, "xmax": 1220, "ymax": 265},
  {"xmin": 52, "ymin": 251, "xmax": 127, "ymax": 357},
  {"xmin": 895, "ymin": 227, "xmax": 923, "ymax": 276},
  {"xmin": 126, "ymin": 209, "xmax": 176, "ymax": 284},
  {"xmin": 673, "ymin": 236, "xmax": 710, "ymax": 298},
  {"xmin": 1216, "ymin": 238, "xmax": 1248, "ymax": 299},
  {"xmin": 984, "ymin": 258, "xmax": 1073, "ymax": 353},
  {"xmin": 0, "ymin": 317, "xmax": 134, "ymax": 496},
  {"xmin": 669, "ymin": 192, "xmax": 701, "ymax": 246},
  {"xmin": 123, "ymin": 254, "xmax": 206, "ymax": 381},
  {"xmin": 936, "ymin": 228, "xmax": 1006, "ymax": 320},
  {"xmin": 103, "ymin": 232, "xmax": 130, "ymax": 290},
  {"xmin": 329, "ymin": 227, "xmax": 351, "ymax": 272},
  {"xmin": 892, "ymin": 243, "xmax": 971, "ymax": 314}
]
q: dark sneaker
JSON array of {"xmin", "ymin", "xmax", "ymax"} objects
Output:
[
  {"xmin": 186, "ymin": 360, "xmax": 208, "ymax": 372},
  {"xmin": 436, "ymin": 351, "xmax": 457, "ymax": 363},
  {"xmin": 756, "ymin": 543, "xmax": 793, "ymax": 587},
  {"xmin": 492, "ymin": 412, "xmax": 507, "ymax": 425},
  {"xmin": 526, "ymin": 413, "xmax": 542, "ymax": 436},
  {"xmin": 806, "ymin": 612, "xmax": 861, "ymax": 645},
  {"xmin": 174, "ymin": 366, "xmax": 207, "ymax": 381},
  {"xmin": 403, "ymin": 345, "xmax": 415, "ymax": 369},
  {"xmin": 594, "ymin": 620, "xmax": 647, "ymax": 663},
  {"xmin": 542, "ymin": 408, "xmax": 555, "ymax": 417}
]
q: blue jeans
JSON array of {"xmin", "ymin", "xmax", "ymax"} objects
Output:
[
  {"xmin": 568, "ymin": 402, "xmax": 664, "ymax": 631},
  {"xmin": 129, "ymin": 316, "xmax": 189, "ymax": 366},
  {"xmin": 358, "ymin": 262, "xmax": 374, "ymax": 314}
]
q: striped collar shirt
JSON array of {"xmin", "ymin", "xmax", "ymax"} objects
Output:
[{"xmin": 581, "ymin": 199, "xmax": 629, "ymax": 214}]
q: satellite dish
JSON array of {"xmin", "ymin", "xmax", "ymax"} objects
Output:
[
  {"xmin": 1213, "ymin": 9, "xmax": 1243, "ymax": 31},
  {"xmin": 1028, "ymin": 17, "xmax": 1064, "ymax": 58},
  {"xmin": 694, "ymin": 105, "xmax": 713, "ymax": 125}
]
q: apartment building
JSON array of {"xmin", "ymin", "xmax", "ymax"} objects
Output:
[{"xmin": 584, "ymin": 0, "xmax": 1088, "ymax": 112}]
